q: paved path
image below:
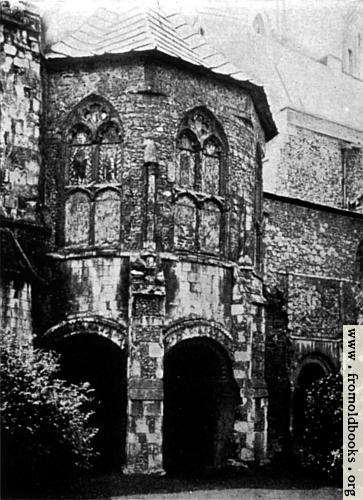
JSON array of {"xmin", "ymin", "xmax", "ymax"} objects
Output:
[{"xmin": 113, "ymin": 487, "xmax": 341, "ymax": 500}]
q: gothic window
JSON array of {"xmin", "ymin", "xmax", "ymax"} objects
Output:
[
  {"xmin": 174, "ymin": 108, "xmax": 227, "ymax": 255},
  {"xmin": 174, "ymin": 196, "xmax": 197, "ymax": 251},
  {"xmin": 63, "ymin": 95, "xmax": 123, "ymax": 248},
  {"xmin": 65, "ymin": 191, "xmax": 91, "ymax": 246}
]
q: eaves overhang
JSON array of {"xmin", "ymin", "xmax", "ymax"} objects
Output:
[{"xmin": 44, "ymin": 48, "xmax": 278, "ymax": 142}]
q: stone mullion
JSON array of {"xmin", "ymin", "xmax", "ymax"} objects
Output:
[
  {"xmin": 87, "ymin": 144, "xmax": 98, "ymax": 246},
  {"xmin": 93, "ymin": 142, "xmax": 100, "ymax": 183},
  {"xmin": 194, "ymin": 148, "xmax": 202, "ymax": 191}
]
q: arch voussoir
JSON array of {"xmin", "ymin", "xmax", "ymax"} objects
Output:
[
  {"xmin": 42, "ymin": 315, "xmax": 127, "ymax": 349},
  {"xmin": 163, "ymin": 318, "xmax": 233, "ymax": 358}
]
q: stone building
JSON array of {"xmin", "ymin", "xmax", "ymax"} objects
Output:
[{"xmin": 1, "ymin": 0, "xmax": 362, "ymax": 474}]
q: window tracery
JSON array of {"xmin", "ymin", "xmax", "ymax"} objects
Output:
[
  {"xmin": 63, "ymin": 95, "xmax": 123, "ymax": 248},
  {"xmin": 174, "ymin": 108, "xmax": 227, "ymax": 255}
]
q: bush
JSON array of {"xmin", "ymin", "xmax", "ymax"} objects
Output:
[
  {"xmin": 301, "ymin": 372, "xmax": 342, "ymax": 480},
  {"xmin": 1, "ymin": 331, "xmax": 98, "ymax": 487}
]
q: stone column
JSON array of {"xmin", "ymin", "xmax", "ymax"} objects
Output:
[
  {"xmin": 124, "ymin": 250, "xmax": 166, "ymax": 474},
  {"xmin": 230, "ymin": 264, "xmax": 268, "ymax": 464}
]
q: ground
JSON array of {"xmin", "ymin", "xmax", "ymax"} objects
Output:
[
  {"xmin": 2, "ymin": 465, "xmax": 341, "ymax": 499},
  {"xmin": 115, "ymin": 488, "xmax": 341, "ymax": 500}
]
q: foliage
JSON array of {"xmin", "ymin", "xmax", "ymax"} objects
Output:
[
  {"xmin": 301, "ymin": 372, "xmax": 342, "ymax": 480},
  {"xmin": 1, "ymin": 330, "xmax": 98, "ymax": 486}
]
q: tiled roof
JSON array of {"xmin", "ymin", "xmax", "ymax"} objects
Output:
[
  {"xmin": 49, "ymin": 6, "xmax": 203, "ymax": 65},
  {"xmin": 46, "ymin": 5, "xmax": 277, "ymax": 141}
]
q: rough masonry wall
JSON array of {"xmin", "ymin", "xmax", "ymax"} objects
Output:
[
  {"xmin": 43, "ymin": 57, "xmax": 263, "ymax": 263},
  {"xmin": 264, "ymin": 193, "xmax": 363, "ymax": 456},
  {"xmin": 276, "ymin": 124, "xmax": 346, "ymax": 208},
  {"xmin": 0, "ymin": 3, "xmax": 44, "ymax": 349},
  {"xmin": 0, "ymin": 2, "xmax": 41, "ymax": 222},
  {"xmin": 41, "ymin": 56, "xmax": 269, "ymax": 470},
  {"xmin": 164, "ymin": 259, "xmax": 232, "ymax": 327},
  {"xmin": 264, "ymin": 195, "xmax": 362, "ymax": 282},
  {"xmin": 345, "ymin": 146, "xmax": 363, "ymax": 211},
  {"xmin": 0, "ymin": 278, "xmax": 32, "ymax": 345},
  {"xmin": 34, "ymin": 256, "xmax": 129, "ymax": 335}
]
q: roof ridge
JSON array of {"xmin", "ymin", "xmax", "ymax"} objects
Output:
[
  {"xmin": 48, "ymin": 6, "xmax": 119, "ymax": 56},
  {"xmin": 143, "ymin": 5, "xmax": 158, "ymax": 50},
  {"xmin": 166, "ymin": 11, "xmax": 253, "ymax": 80},
  {"xmin": 44, "ymin": 4, "xmax": 277, "ymax": 140}
]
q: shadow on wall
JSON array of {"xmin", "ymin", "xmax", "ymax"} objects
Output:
[
  {"xmin": 292, "ymin": 356, "xmax": 332, "ymax": 457},
  {"xmin": 57, "ymin": 333, "xmax": 128, "ymax": 471},
  {"xmin": 163, "ymin": 337, "xmax": 239, "ymax": 473}
]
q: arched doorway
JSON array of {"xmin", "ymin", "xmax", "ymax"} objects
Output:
[
  {"xmin": 163, "ymin": 337, "xmax": 238, "ymax": 473},
  {"xmin": 57, "ymin": 333, "xmax": 127, "ymax": 471},
  {"xmin": 292, "ymin": 357, "xmax": 330, "ymax": 455}
]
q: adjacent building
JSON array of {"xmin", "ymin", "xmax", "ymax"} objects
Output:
[{"xmin": 1, "ymin": 0, "xmax": 362, "ymax": 473}]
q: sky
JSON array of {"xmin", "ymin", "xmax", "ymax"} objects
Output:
[{"xmin": 7, "ymin": 0, "xmax": 361, "ymax": 60}]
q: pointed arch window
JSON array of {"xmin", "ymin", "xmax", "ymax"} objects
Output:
[
  {"xmin": 174, "ymin": 108, "xmax": 228, "ymax": 255},
  {"xmin": 63, "ymin": 96, "xmax": 123, "ymax": 248},
  {"xmin": 65, "ymin": 97, "xmax": 123, "ymax": 187}
]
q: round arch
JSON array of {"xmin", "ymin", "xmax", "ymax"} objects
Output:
[
  {"xmin": 43, "ymin": 316, "xmax": 128, "ymax": 471},
  {"xmin": 163, "ymin": 334, "xmax": 239, "ymax": 472},
  {"xmin": 42, "ymin": 315, "xmax": 127, "ymax": 349},
  {"xmin": 291, "ymin": 352, "xmax": 334, "ymax": 456},
  {"xmin": 292, "ymin": 352, "xmax": 334, "ymax": 389},
  {"xmin": 163, "ymin": 318, "xmax": 234, "ymax": 359}
]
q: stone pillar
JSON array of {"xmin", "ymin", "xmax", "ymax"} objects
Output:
[
  {"xmin": 124, "ymin": 250, "xmax": 165, "ymax": 474},
  {"xmin": 230, "ymin": 264, "xmax": 268, "ymax": 463}
]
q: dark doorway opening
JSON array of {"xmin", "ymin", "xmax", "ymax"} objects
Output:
[
  {"xmin": 57, "ymin": 334, "xmax": 127, "ymax": 471},
  {"xmin": 292, "ymin": 361, "xmax": 327, "ymax": 453},
  {"xmin": 163, "ymin": 337, "xmax": 238, "ymax": 474}
]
